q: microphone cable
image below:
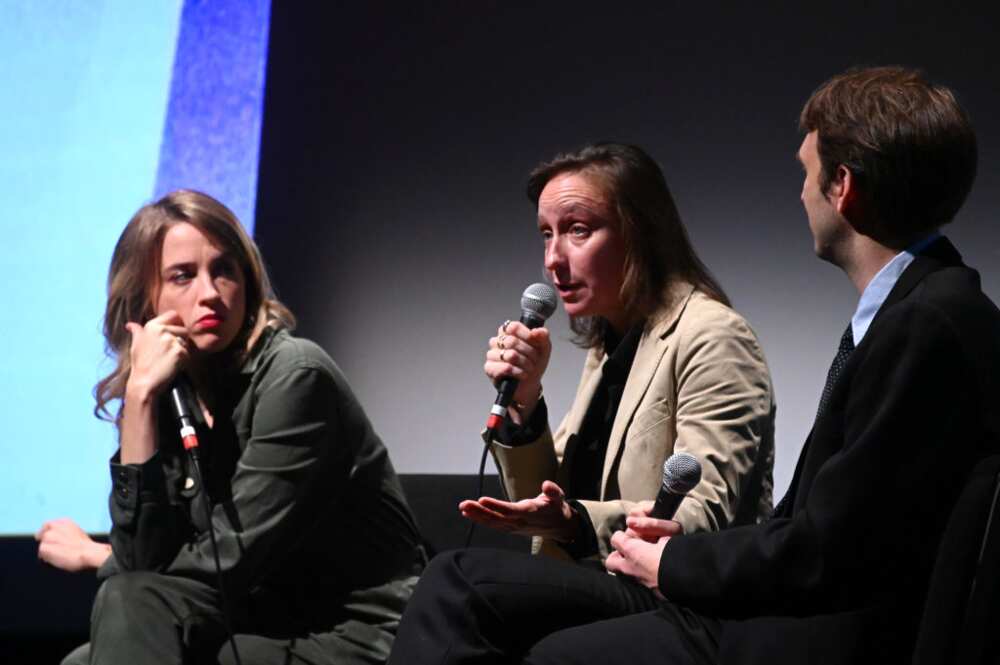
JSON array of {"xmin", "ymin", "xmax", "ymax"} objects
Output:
[
  {"xmin": 463, "ymin": 437, "xmax": 491, "ymax": 549},
  {"xmin": 170, "ymin": 381, "xmax": 244, "ymax": 665},
  {"xmin": 464, "ymin": 426, "xmax": 511, "ymax": 549}
]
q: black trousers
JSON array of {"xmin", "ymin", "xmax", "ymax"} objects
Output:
[
  {"xmin": 387, "ymin": 549, "xmax": 720, "ymax": 665},
  {"xmin": 62, "ymin": 570, "xmax": 417, "ymax": 665}
]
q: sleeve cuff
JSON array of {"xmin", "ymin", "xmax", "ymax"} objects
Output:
[
  {"xmin": 559, "ymin": 500, "xmax": 600, "ymax": 559},
  {"xmin": 109, "ymin": 450, "xmax": 167, "ymax": 527},
  {"xmin": 493, "ymin": 398, "xmax": 548, "ymax": 447},
  {"xmin": 97, "ymin": 550, "xmax": 120, "ymax": 580},
  {"xmin": 657, "ymin": 533, "xmax": 679, "ymax": 594}
]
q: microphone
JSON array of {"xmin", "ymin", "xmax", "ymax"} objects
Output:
[
  {"xmin": 650, "ymin": 452, "xmax": 702, "ymax": 520},
  {"xmin": 168, "ymin": 377, "xmax": 200, "ymax": 452},
  {"xmin": 168, "ymin": 378, "xmax": 242, "ymax": 665},
  {"xmin": 485, "ymin": 282, "xmax": 558, "ymax": 431}
]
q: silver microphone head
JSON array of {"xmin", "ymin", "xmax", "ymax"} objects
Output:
[
  {"xmin": 662, "ymin": 452, "xmax": 702, "ymax": 494},
  {"xmin": 520, "ymin": 282, "xmax": 558, "ymax": 325}
]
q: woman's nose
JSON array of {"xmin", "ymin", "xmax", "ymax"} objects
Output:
[
  {"xmin": 544, "ymin": 238, "xmax": 566, "ymax": 272},
  {"xmin": 196, "ymin": 273, "xmax": 221, "ymax": 302}
]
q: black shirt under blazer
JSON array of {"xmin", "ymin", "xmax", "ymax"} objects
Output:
[{"xmin": 659, "ymin": 238, "xmax": 1000, "ymax": 664}]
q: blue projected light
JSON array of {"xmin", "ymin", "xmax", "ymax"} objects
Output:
[
  {"xmin": 0, "ymin": 1, "xmax": 271, "ymax": 534},
  {"xmin": 156, "ymin": 0, "xmax": 272, "ymax": 229}
]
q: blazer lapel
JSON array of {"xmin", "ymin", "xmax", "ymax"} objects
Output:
[{"xmin": 600, "ymin": 282, "xmax": 696, "ymax": 494}]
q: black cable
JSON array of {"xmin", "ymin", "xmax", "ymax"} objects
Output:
[
  {"xmin": 188, "ymin": 448, "xmax": 243, "ymax": 665},
  {"xmin": 464, "ymin": 436, "xmax": 490, "ymax": 548}
]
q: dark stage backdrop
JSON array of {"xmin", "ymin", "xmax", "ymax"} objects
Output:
[{"xmin": 254, "ymin": 3, "xmax": 1000, "ymax": 498}]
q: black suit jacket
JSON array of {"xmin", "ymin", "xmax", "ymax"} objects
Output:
[{"xmin": 658, "ymin": 238, "xmax": 1000, "ymax": 665}]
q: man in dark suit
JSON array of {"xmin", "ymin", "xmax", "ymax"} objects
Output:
[
  {"xmin": 386, "ymin": 66, "xmax": 1000, "ymax": 665},
  {"xmin": 593, "ymin": 66, "xmax": 1000, "ymax": 664}
]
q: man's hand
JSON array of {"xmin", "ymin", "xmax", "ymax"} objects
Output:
[
  {"xmin": 459, "ymin": 480, "xmax": 579, "ymax": 541},
  {"xmin": 604, "ymin": 505, "xmax": 682, "ymax": 593},
  {"xmin": 624, "ymin": 500, "xmax": 684, "ymax": 542},
  {"xmin": 605, "ymin": 530, "xmax": 671, "ymax": 594},
  {"xmin": 36, "ymin": 518, "xmax": 111, "ymax": 572}
]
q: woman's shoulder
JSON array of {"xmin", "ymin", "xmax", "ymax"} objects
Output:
[
  {"xmin": 667, "ymin": 290, "xmax": 768, "ymax": 364},
  {"xmin": 661, "ymin": 291, "xmax": 773, "ymax": 393},
  {"xmin": 677, "ymin": 289, "xmax": 756, "ymax": 334},
  {"xmin": 251, "ymin": 327, "xmax": 338, "ymax": 377}
]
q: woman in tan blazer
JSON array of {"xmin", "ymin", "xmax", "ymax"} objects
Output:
[
  {"xmin": 386, "ymin": 142, "xmax": 776, "ymax": 665},
  {"xmin": 460, "ymin": 142, "xmax": 775, "ymax": 561}
]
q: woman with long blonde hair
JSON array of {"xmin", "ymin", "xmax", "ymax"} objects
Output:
[{"xmin": 38, "ymin": 190, "xmax": 423, "ymax": 665}]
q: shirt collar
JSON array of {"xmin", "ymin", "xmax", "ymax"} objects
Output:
[
  {"xmin": 851, "ymin": 232, "xmax": 940, "ymax": 345},
  {"xmin": 239, "ymin": 324, "xmax": 280, "ymax": 375},
  {"xmin": 602, "ymin": 321, "xmax": 645, "ymax": 385}
]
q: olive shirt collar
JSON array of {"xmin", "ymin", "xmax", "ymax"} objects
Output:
[{"xmin": 239, "ymin": 324, "xmax": 281, "ymax": 375}]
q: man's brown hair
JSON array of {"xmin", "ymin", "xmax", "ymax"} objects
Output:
[{"xmin": 800, "ymin": 66, "xmax": 977, "ymax": 242}]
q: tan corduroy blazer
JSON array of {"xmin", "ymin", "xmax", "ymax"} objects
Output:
[{"xmin": 490, "ymin": 283, "xmax": 775, "ymax": 561}]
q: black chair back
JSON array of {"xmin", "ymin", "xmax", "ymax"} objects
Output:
[
  {"xmin": 913, "ymin": 455, "xmax": 1000, "ymax": 664},
  {"xmin": 398, "ymin": 474, "xmax": 530, "ymax": 556}
]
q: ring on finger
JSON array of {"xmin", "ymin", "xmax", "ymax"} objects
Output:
[
  {"xmin": 498, "ymin": 334, "xmax": 506, "ymax": 350},
  {"xmin": 502, "ymin": 319, "xmax": 512, "ymax": 333}
]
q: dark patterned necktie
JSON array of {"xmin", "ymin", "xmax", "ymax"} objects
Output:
[
  {"xmin": 817, "ymin": 323, "xmax": 856, "ymax": 418},
  {"xmin": 770, "ymin": 323, "xmax": 855, "ymax": 519}
]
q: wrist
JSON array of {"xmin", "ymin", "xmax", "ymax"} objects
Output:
[
  {"xmin": 513, "ymin": 384, "xmax": 543, "ymax": 420},
  {"xmin": 124, "ymin": 378, "xmax": 159, "ymax": 407},
  {"xmin": 554, "ymin": 504, "xmax": 581, "ymax": 543},
  {"xmin": 84, "ymin": 542, "xmax": 111, "ymax": 570}
]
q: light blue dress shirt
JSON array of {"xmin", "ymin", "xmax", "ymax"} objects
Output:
[{"xmin": 851, "ymin": 233, "xmax": 941, "ymax": 346}]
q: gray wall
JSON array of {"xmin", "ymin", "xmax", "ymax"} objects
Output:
[{"xmin": 257, "ymin": 3, "xmax": 1000, "ymax": 498}]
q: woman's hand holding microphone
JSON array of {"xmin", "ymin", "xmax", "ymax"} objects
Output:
[
  {"xmin": 466, "ymin": 319, "xmax": 585, "ymax": 541},
  {"xmin": 483, "ymin": 319, "xmax": 552, "ymax": 425},
  {"xmin": 123, "ymin": 310, "xmax": 191, "ymax": 402},
  {"xmin": 119, "ymin": 311, "xmax": 191, "ymax": 464}
]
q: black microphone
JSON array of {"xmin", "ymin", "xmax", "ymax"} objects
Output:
[
  {"xmin": 168, "ymin": 377, "xmax": 200, "ymax": 452},
  {"xmin": 485, "ymin": 283, "xmax": 558, "ymax": 431},
  {"xmin": 650, "ymin": 452, "xmax": 702, "ymax": 520}
]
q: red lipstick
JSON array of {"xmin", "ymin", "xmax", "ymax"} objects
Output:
[{"xmin": 195, "ymin": 314, "xmax": 224, "ymax": 330}]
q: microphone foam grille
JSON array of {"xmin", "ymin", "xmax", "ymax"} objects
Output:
[
  {"xmin": 521, "ymin": 283, "xmax": 558, "ymax": 321},
  {"xmin": 662, "ymin": 452, "xmax": 702, "ymax": 494}
]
